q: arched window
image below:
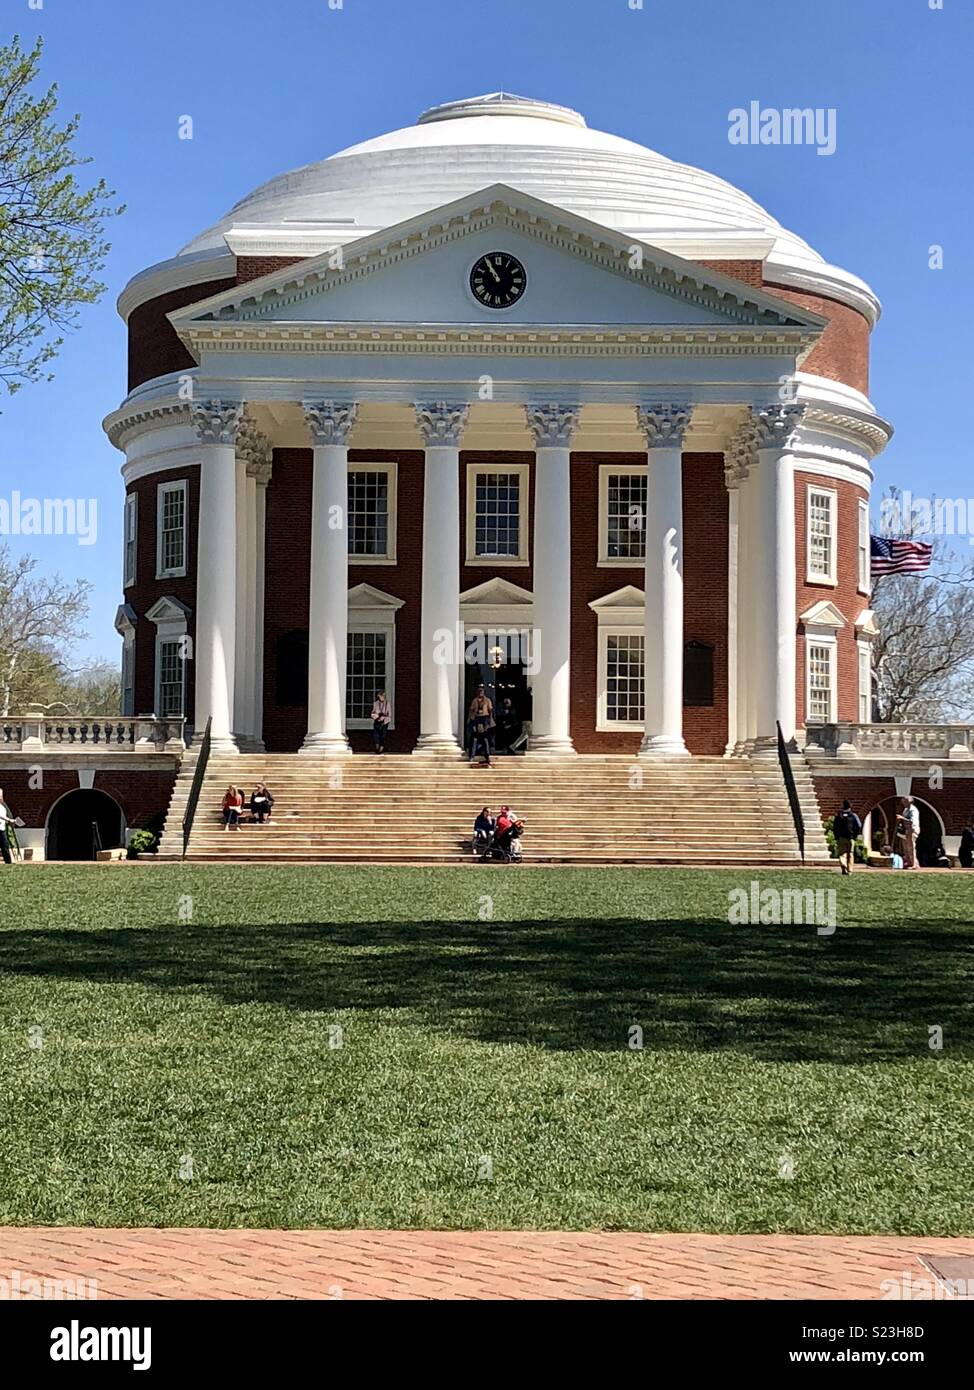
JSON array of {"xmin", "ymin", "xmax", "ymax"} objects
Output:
[
  {"xmin": 276, "ymin": 630, "xmax": 309, "ymax": 706},
  {"xmin": 683, "ymin": 640, "xmax": 714, "ymax": 707}
]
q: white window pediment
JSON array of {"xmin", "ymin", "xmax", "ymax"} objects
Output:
[
  {"xmin": 799, "ymin": 599, "xmax": 846, "ymax": 637},
  {"xmin": 171, "ymin": 186, "xmax": 825, "ymax": 349},
  {"xmin": 347, "ymin": 582, "xmax": 405, "ymax": 622},
  {"xmin": 589, "ymin": 586, "xmax": 645, "ymax": 626},
  {"xmin": 854, "ymin": 607, "xmax": 880, "ymax": 640},
  {"xmin": 114, "ymin": 603, "xmax": 138, "ymax": 638},
  {"xmin": 460, "ymin": 576, "xmax": 533, "ymax": 628},
  {"xmin": 145, "ymin": 596, "xmax": 192, "ymax": 627}
]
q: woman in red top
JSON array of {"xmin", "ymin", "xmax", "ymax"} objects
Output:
[{"xmin": 222, "ymin": 785, "xmax": 244, "ymax": 830}]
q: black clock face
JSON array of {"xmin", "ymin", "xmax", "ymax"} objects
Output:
[{"xmin": 469, "ymin": 252, "xmax": 526, "ymax": 309}]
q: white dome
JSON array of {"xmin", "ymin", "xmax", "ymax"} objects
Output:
[
  {"xmin": 181, "ymin": 93, "xmax": 819, "ymax": 263},
  {"xmin": 124, "ymin": 94, "xmax": 879, "ymax": 323}
]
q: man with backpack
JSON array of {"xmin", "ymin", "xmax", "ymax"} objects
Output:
[{"xmin": 832, "ymin": 799, "xmax": 862, "ymax": 875}]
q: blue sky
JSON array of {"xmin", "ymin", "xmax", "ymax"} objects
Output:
[{"xmin": 3, "ymin": 0, "xmax": 971, "ymax": 663}]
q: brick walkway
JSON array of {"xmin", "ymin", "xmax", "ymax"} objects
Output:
[{"xmin": 0, "ymin": 1230, "xmax": 971, "ymax": 1300}]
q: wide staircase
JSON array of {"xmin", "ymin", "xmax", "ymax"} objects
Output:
[{"xmin": 161, "ymin": 752, "xmax": 830, "ymax": 865}]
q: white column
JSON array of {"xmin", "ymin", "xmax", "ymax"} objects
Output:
[
  {"xmin": 752, "ymin": 404, "xmax": 803, "ymax": 752},
  {"xmin": 233, "ymin": 457, "xmax": 254, "ymax": 744},
  {"xmin": 414, "ymin": 402, "xmax": 468, "ymax": 755},
  {"xmin": 252, "ymin": 460, "xmax": 271, "ymax": 749},
  {"xmin": 525, "ymin": 404, "xmax": 579, "ymax": 756},
  {"xmin": 741, "ymin": 465, "xmax": 759, "ymax": 748},
  {"xmin": 637, "ymin": 406, "xmax": 690, "ymax": 758},
  {"xmin": 724, "ymin": 464, "xmax": 740, "ymax": 756},
  {"xmin": 191, "ymin": 400, "xmax": 245, "ymax": 751},
  {"xmin": 300, "ymin": 401, "xmax": 357, "ymax": 757}
]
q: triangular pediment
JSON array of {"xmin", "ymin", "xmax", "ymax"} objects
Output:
[
  {"xmin": 114, "ymin": 603, "xmax": 138, "ymax": 636},
  {"xmin": 347, "ymin": 582, "xmax": 404, "ymax": 614},
  {"xmin": 589, "ymin": 585, "xmax": 645, "ymax": 613},
  {"xmin": 146, "ymin": 595, "xmax": 191, "ymax": 625},
  {"xmin": 460, "ymin": 577, "xmax": 534, "ymax": 607},
  {"xmin": 854, "ymin": 607, "xmax": 880, "ymax": 638},
  {"xmin": 170, "ymin": 185, "xmax": 826, "ymax": 352},
  {"xmin": 800, "ymin": 599, "xmax": 846, "ymax": 630}
]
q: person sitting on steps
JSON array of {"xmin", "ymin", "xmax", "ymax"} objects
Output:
[
  {"xmin": 250, "ymin": 783, "xmax": 274, "ymax": 824},
  {"xmin": 222, "ymin": 785, "xmax": 244, "ymax": 830}
]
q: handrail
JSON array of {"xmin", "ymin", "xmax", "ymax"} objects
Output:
[
  {"xmin": 777, "ymin": 720, "xmax": 805, "ymax": 865},
  {"xmin": 182, "ymin": 717, "xmax": 212, "ymax": 859},
  {"xmin": 91, "ymin": 821, "xmax": 103, "ymax": 861}
]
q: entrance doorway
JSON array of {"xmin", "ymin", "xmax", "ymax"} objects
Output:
[
  {"xmin": 463, "ymin": 630, "xmax": 532, "ymax": 750},
  {"xmin": 870, "ymin": 796, "xmax": 946, "ymax": 866},
  {"xmin": 46, "ymin": 789, "xmax": 125, "ymax": 861}
]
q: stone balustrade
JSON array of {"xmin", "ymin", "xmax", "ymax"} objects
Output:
[
  {"xmin": 804, "ymin": 722, "xmax": 974, "ymax": 761},
  {"xmin": 0, "ymin": 711, "xmax": 185, "ymax": 753}
]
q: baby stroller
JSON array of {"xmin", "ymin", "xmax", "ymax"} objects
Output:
[{"xmin": 481, "ymin": 819, "xmax": 525, "ymax": 864}]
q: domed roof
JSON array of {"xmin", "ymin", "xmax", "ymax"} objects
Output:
[{"xmin": 126, "ymin": 94, "xmax": 879, "ymax": 322}]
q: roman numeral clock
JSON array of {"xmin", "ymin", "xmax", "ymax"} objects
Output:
[{"xmin": 470, "ymin": 252, "xmax": 526, "ymax": 308}]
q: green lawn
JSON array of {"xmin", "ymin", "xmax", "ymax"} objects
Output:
[{"xmin": 1, "ymin": 865, "xmax": 972, "ymax": 1233}]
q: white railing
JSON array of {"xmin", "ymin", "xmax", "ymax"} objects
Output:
[
  {"xmin": 804, "ymin": 722, "xmax": 974, "ymax": 760},
  {"xmin": 0, "ymin": 712, "xmax": 185, "ymax": 753}
]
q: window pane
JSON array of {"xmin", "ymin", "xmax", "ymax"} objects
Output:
[
  {"xmin": 475, "ymin": 472, "xmax": 521, "ymax": 557},
  {"xmin": 346, "ymin": 631, "xmax": 388, "ymax": 722},
  {"xmin": 158, "ymin": 639, "xmax": 184, "ymax": 717},
  {"xmin": 605, "ymin": 633, "xmax": 644, "ymax": 723},
  {"xmin": 606, "ymin": 473, "xmax": 647, "ymax": 560},
  {"xmin": 161, "ymin": 486, "xmax": 185, "ymax": 572},
  {"xmin": 808, "ymin": 491, "xmax": 833, "ymax": 578},
  {"xmin": 683, "ymin": 640, "xmax": 714, "ymax": 707},
  {"xmin": 348, "ymin": 470, "xmax": 390, "ymax": 556},
  {"xmin": 808, "ymin": 643, "xmax": 832, "ymax": 723}
]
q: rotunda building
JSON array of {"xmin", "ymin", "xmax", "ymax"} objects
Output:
[{"xmin": 105, "ymin": 92, "xmax": 891, "ymax": 762}]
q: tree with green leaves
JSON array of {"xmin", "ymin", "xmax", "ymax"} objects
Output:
[
  {"xmin": 0, "ymin": 543, "xmax": 92, "ymax": 715},
  {"xmin": 0, "ymin": 34, "xmax": 123, "ymax": 394}
]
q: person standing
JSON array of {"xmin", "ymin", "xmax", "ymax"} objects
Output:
[
  {"xmin": 832, "ymin": 799, "xmax": 862, "ymax": 875},
  {"xmin": 959, "ymin": 816, "xmax": 974, "ymax": 869},
  {"xmin": 0, "ymin": 787, "xmax": 16, "ymax": 865},
  {"xmin": 903, "ymin": 796, "xmax": 921, "ymax": 870},
  {"xmin": 370, "ymin": 690, "xmax": 392, "ymax": 754},
  {"xmin": 468, "ymin": 685, "xmax": 494, "ymax": 767}
]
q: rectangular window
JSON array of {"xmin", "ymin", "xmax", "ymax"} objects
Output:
[
  {"xmin": 157, "ymin": 638, "xmax": 184, "ymax": 718},
  {"xmin": 807, "ymin": 486, "xmax": 837, "ymax": 583},
  {"xmin": 605, "ymin": 631, "xmax": 645, "ymax": 725},
  {"xmin": 124, "ymin": 493, "xmax": 138, "ymax": 588},
  {"xmin": 157, "ymin": 480, "xmax": 187, "ymax": 578},
  {"xmin": 466, "ymin": 465, "xmax": 528, "ymax": 563},
  {"xmin": 346, "ymin": 630, "xmax": 388, "ymax": 724},
  {"xmin": 604, "ymin": 472, "xmax": 647, "ymax": 562},
  {"xmin": 348, "ymin": 465, "xmax": 395, "ymax": 561},
  {"xmin": 121, "ymin": 642, "xmax": 135, "ymax": 717},
  {"xmin": 807, "ymin": 642, "xmax": 834, "ymax": 723},
  {"xmin": 858, "ymin": 643, "xmax": 871, "ymax": 723},
  {"xmin": 858, "ymin": 498, "xmax": 870, "ymax": 593}
]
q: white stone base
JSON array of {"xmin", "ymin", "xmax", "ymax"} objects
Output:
[
  {"xmin": 200, "ymin": 732, "xmax": 239, "ymax": 754},
  {"xmin": 525, "ymin": 735, "xmax": 576, "ymax": 757},
  {"xmin": 412, "ymin": 735, "xmax": 463, "ymax": 757},
  {"xmin": 299, "ymin": 734, "xmax": 352, "ymax": 757},
  {"xmin": 639, "ymin": 734, "xmax": 690, "ymax": 758}
]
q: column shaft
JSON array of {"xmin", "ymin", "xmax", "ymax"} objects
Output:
[
  {"xmin": 531, "ymin": 445, "xmax": 574, "ymax": 752},
  {"xmin": 640, "ymin": 447, "xmax": 689, "ymax": 757},
  {"xmin": 252, "ymin": 476, "xmax": 268, "ymax": 748},
  {"xmin": 194, "ymin": 438, "xmax": 239, "ymax": 750},
  {"xmin": 416, "ymin": 436, "xmax": 463, "ymax": 754},
  {"xmin": 302, "ymin": 442, "xmax": 351, "ymax": 755}
]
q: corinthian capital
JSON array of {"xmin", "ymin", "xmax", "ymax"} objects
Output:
[
  {"xmin": 303, "ymin": 400, "xmax": 358, "ymax": 447},
  {"xmin": 524, "ymin": 403, "xmax": 580, "ymax": 448},
  {"xmin": 191, "ymin": 399, "xmax": 246, "ymax": 445},
  {"xmin": 637, "ymin": 404, "xmax": 692, "ymax": 450},
  {"xmin": 724, "ymin": 418, "xmax": 759, "ymax": 487},
  {"xmin": 237, "ymin": 415, "xmax": 273, "ymax": 478},
  {"xmin": 752, "ymin": 403, "xmax": 806, "ymax": 451},
  {"xmin": 415, "ymin": 401, "xmax": 470, "ymax": 447}
]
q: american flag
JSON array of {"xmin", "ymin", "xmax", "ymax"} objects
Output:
[{"xmin": 871, "ymin": 535, "xmax": 933, "ymax": 576}]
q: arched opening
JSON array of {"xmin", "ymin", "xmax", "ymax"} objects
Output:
[
  {"xmin": 46, "ymin": 789, "xmax": 125, "ymax": 862},
  {"xmin": 870, "ymin": 796, "xmax": 946, "ymax": 867}
]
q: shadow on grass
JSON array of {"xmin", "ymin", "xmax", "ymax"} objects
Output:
[{"xmin": 3, "ymin": 917, "xmax": 973, "ymax": 1061}]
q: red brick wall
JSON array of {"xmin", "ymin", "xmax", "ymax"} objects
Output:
[
  {"xmin": 569, "ymin": 452, "xmax": 728, "ymax": 756},
  {"xmin": 236, "ymin": 255, "xmax": 305, "ymax": 285},
  {"xmin": 812, "ymin": 774, "xmax": 974, "ymax": 837},
  {"xmin": 125, "ymin": 468, "xmax": 200, "ymax": 717},
  {"xmin": 795, "ymin": 472, "xmax": 870, "ymax": 726},
  {"xmin": 0, "ymin": 768, "xmax": 177, "ymax": 833},
  {"xmin": 127, "ymin": 278, "xmax": 235, "ymax": 393}
]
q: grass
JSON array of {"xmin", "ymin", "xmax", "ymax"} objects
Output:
[{"xmin": 1, "ymin": 865, "xmax": 972, "ymax": 1233}]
